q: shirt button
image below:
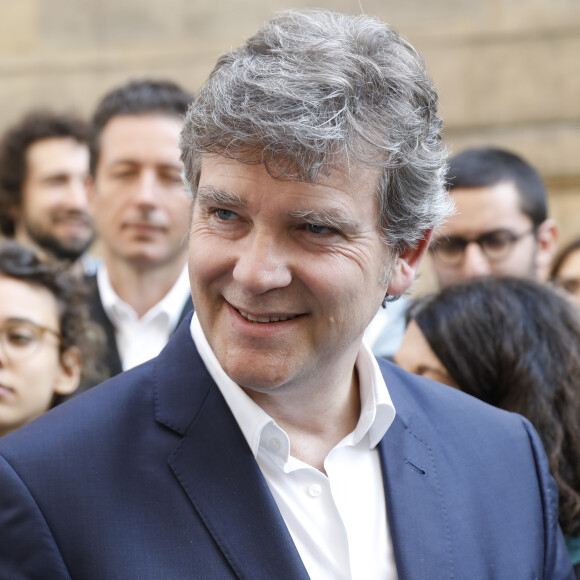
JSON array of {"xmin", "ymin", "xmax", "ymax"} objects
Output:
[
  {"xmin": 268, "ymin": 437, "xmax": 282, "ymax": 452},
  {"xmin": 307, "ymin": 484, "xmax": 322, "ymax": 498}
]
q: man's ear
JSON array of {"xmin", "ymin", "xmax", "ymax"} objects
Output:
[
  {"xmin": 535, "ymin": 218, "xmax": 559, "ymax": 282},
  {"xmin": 387, "ymin": 229, "xmax": 433, "ymax": 296},
  {"xmin": 54, "ymin": 347, "xmax": 82, "ymax": 396}
]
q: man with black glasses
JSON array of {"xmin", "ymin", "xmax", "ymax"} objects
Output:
[{"xmin": 429, "ymin": 147, "xmax": 559, "ymax": 287}]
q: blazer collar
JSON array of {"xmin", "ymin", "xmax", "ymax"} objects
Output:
[{"xmin": 377, "ymin": 359, "xmax": 455, "ymax": 578}]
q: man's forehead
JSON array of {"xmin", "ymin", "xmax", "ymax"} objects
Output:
[
  {"xmin": 98, "ymin": 114, "xmax": 183, "ymax": 163},
  {"xmin": 27, "ymin": 137, "xmax": 88, "ymax": 159},
  {"xmin": 99, "ymin": 114, "xmax": 183, "ymax": 147},
  {"xmin": 198, "ymin": 155, "xmax": 381, "ymax": 199},
  {"xmin": 442, "ymin": 182, "xmax": 530, "ymax": 233},
  {"xmin": 26, "ymin": 138, "xmax": 89, "ymax": 175}
]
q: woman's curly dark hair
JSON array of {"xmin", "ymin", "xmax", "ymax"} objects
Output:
[
  {"xmin": 408, "ymin": 276, "xmax": 580, "ymax": 537},
  {"xmin": 0, "ymin": 241, "xmax": 103, "ymax": 399}
]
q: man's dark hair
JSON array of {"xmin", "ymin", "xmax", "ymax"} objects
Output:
[
  {"xmin": 90, "ymin": 79, "xmax": 193, "ymax": 175},
  {"xmin": 447, "ymin": 147, "xmax": 548, "ymax": 228},
  {"xmin": 0, "ymin": 111, "xmax": 89, "ymax": 237}
]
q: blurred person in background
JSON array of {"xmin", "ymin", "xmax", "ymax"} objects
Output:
[
  {"xmin": 370, "ymin": 146, "xmax": 561, "ymax": 360},
  {"xmin": 395, "ymin": 276, "xmax": 580, "ymax": 576},
  {"xmin": 429, "ymin": 147, "xmax": 558, "ymax": 287},
  {"xmin": 0, "ymin": 241, "xmax": 100, "ymax": 438},
  {"xmin": 551, "ymin": 237, "xmax": 580, "ymax": 308},
  {"xmin": 80, "ymin": 79, "xmax": 194, "ymax": 389},
  {"xmin": 0, "ymin": 110, "xmax": 97, "ymax": 274}
]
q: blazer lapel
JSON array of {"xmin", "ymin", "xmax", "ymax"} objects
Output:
[
  {"xmin": 175, "ymin": 296, "xmax": 194, "ymax": 330},
  {"xmin": 155, "ymin": 319, "xmax": 308, "ymax": 580},
  {"xmin": 378, "ymin": 367, "xmax": 455, "ymax": 578}
]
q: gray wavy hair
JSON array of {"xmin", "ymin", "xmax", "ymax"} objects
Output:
[{"xmin": 180, "ymin": 9, "xmax": 453, "ymax": 254}]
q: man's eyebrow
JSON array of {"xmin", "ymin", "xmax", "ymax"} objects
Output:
[
  {"xmin": 40, "ymin": 172, "xmax": 69, "ymax": 182},
  {"xmin": 196, "ymin": 185, "xmax": 247, "ymax": 208},
  {"xmin": 109, "ymin": 159, "xmax": 139, "ymax": 167},
  {"xmin": 289, "ymin": 207, "xmax": 360, "ymax": 233},
  {"xmin": 108, "ymin": 160, "xmax": 181, "ymax": 171}
]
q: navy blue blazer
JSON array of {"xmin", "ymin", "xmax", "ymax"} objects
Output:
[{"xmin": 0, "ymin": 314, "xmax": 573, "ymax": 578}]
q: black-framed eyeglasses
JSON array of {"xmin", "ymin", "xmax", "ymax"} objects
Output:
[
  {"xmin": 429, "ymin": 228, "xmax": 535, "ymax": 266},
  {"xmin": 0, "ymin": 318, "xmax": 62, "ymax": 364}
]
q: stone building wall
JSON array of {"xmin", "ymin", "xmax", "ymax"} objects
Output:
[{"xmin": 0, "ymin": 0, "xmax": 578, "ymax": 291}]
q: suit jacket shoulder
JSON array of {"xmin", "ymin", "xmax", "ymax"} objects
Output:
[{"xmin": 376, "ymin": 358, "xmax": 573, "ymax": 579}]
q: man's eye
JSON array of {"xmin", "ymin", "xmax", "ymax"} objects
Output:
[
  {"xmin": 45, "ymin": 176, "xmax": 68, "ymax": 186},
  {"xmin": 160, "ymin": 173, "xmax": 183, "ymax": 185},
  {"xmin": 215, "ymin": 209, "xmax": 239, "ymax": 221},
  {"xmin": 111, "ymin": 171, "xmax": 135, "ymax": 180},
  {"xmin": 484, "ymin": 233, "xmax": 510, "ymax": 249},
  {"xmin": 305, "ymin": 223, "xmax": 335, "ymax": 235},
  {"xmin": 438, "ymin": 238, "xmax": 464, "ymax": 252}
]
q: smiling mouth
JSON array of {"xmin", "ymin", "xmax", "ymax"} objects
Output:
[
  {"xmin": 237, "ymin": 309, "xmax": 302, "ymax": 323},
  {"xmin": 0, "ymin": 383, "xmax": 14, "ymax": 395}
]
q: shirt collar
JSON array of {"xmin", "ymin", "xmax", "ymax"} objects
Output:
[
  {"xmin": 190, "ymin": 313, "xmax": 396, "ymax": 459},
  {"xmin": 97, "ymin": 263, "xmax": 191, "ymax": 326}
]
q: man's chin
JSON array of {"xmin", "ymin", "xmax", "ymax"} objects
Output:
[
  {"xmin": 222, "ymin": 361, "xmax": 293, "ymax": 394},
  {"xmin": 124, "ymin": 253, "xmax": 169, "ymax": 271},
  {"xmin": 30, "ymin": 234, "xmax": 94, "ymax": 262}
]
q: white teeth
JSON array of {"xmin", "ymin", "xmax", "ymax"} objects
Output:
[{"xmin": 238, "ymin": 310, "xmax": 298, "ymax": 323}]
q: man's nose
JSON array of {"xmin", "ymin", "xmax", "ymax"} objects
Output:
[
  {"xmin": 232, "ymin": 232, "xmax": 292, "ymax": 294},
  {"xmin": 0, "ymin": 341, "xmax": 9, "ymax": 368},
  {"xmin": 460, "ymin": 241, "xmax": 492, "ymax": 278},
  {"xmin": 133, "ymin": 171, "xmax": 157, "ymax": 207},
  {"xmin": 65, "ymin": 178, "xmax": 90, "ymax": 210}
]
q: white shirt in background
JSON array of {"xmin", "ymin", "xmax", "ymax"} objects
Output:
[
  {"xmin": 98, "ymin": 264, "xmax": 191, "ymax": 370},
  {"xmin": 365, "ymin": 296, "xmax": 409, "ymax": 359}
]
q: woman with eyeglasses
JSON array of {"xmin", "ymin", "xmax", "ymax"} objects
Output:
[
  {"xmin": 0, "ymin": 242, "xmax": 100, "ymax": 438},
  {"xmin": 551, "ymin": 237, "xmax": 580, "ymax": 308},
  {"xmin": 394, "ymin": 276, "xmax": 580, "ymax": 575}
]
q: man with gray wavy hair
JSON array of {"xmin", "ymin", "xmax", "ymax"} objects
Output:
[{"xmin": 0, "ymin": 9, "xmax": 573, "ymax": 579}]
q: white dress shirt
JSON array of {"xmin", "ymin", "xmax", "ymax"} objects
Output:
[
  {"xmin": 191, "ymin": 313, "xmax": 398, "ymax": 580},
  {"xmin": 98, "ymin": 264, "xmax": 191, "ymax": 370}
]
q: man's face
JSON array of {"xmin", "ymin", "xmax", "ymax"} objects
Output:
[
  {"xmin": 189, "ymin": 156, "xmax": 394, "ymax": 394},
  {"xmin": 16, "ymin": 137, "xmax": 94, "ymax": 261},
  {"xmin": 430, "ymin": 182, "xmax": 539, "ymax": 287},
  {"xmin": 89, "ymin": 114, "xmax": 190, "ymax": 271}
]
